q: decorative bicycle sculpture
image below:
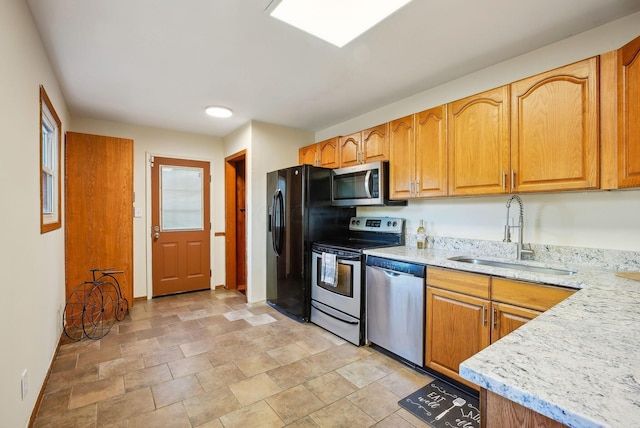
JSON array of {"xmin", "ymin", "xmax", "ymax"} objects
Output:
[{"xmin": 63, "ymin": 268, "xmax": 130, "ymax": 341}]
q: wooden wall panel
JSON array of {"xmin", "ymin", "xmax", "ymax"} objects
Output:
[{"xmin": 65, "ymin": 132, "xmax": 133, "ymax": 307}]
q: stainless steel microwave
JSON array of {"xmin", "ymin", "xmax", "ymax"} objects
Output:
[{"xmin": 331, "ymin": 161, "xmax": 406, "ymax": 207}]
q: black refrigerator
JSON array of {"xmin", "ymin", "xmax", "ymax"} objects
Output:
[{"xmin": 267, "ymin": 165, "xmax": 355, "ymax": 322}]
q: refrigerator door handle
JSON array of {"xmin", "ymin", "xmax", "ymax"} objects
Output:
[{"xmin": 272, "ymin": 189, "xmax": 285, "ymax": 256}]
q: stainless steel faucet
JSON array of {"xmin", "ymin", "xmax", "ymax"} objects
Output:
[{"xmin": 503, "ymin": 195, "xmax": 534, "ymax": 260}]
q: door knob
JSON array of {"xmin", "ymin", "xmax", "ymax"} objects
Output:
[
  {"xmin": 154, "ymin": 232, "xmax": 160, "ymax": 239},
  {"xmin": 153, "ymin": 226, "xmax": 160, "ymax": 240}
]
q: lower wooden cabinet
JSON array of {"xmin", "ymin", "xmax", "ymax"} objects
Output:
[
  {"xmin": 426, "ymin": 287, "xmax": 490, "ymax": 390},
  {"xmin": 482, "ymin": 389, "xmax": 567, "ymax": 428},
  {"xmin": 491, "ymin": 302, "xmax": 541, "ymax": 342},
  {"xmin": 425, "ymin": 267, "xmax": 575, "ymax": 391}
]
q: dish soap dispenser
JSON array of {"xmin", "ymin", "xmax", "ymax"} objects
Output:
[{"xmin": 416, "ymin": 220, "xmax": 426, "ymax": 249}]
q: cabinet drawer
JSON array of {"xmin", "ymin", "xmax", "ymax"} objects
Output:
[
  {"xmin": 491, "ymin": 277, "xmax": 575, "ymax": 311},
  {"xmin": 427, "ymin": 267, "xmax": 490, "ymax": 299}
]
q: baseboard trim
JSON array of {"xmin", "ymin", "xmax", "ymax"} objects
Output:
[{"xmin": 28, "ymin": 333, "xmax": 65, "ymax": 427}]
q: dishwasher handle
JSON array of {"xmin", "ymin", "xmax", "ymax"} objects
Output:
[
  {"xmin": 366, "ymin": 255, "xmax": 426, "ymax": 278},
  {"xmin": 368, "ymin": 265, "xmax": 403, "ymax": 277}
]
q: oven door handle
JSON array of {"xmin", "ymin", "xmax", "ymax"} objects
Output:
[
  {"xmin": 312, "ymin": 250, "xmax": 361, "ymax": 262},
  {"xmin": 311, "ymin": 301, "xmax": 359, "ymax": 325}
]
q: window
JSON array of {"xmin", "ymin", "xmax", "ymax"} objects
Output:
[{"xmin": 40, "ymin": 85, "xmax": 61, "ymax": 233}]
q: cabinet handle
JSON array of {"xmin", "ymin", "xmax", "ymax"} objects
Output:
[
  {"xmin": 415, "ymin": 179, "xmax": 419, "ymax": 196},
  {"xmin": 410, "ymin": 181, "xmax": 414, "ymax": 196},
  {"xmin": 502, "ymin": 171, "xmax": 506, "ymax": 190},
  {"xmin": 492, "ymin": 308, "xmax": 497, "ymax": 329},
  {"xmin": 511, "ymin": 169, "xmax": 515, "ymax": 191},
  {"xmin": 482, "ymin": 305, "xmax": 487, "ymax": 326}
]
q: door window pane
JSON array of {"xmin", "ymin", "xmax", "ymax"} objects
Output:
[{"xmin": 161, "ymin": 166, "xmax": 204, "ymax": 231}]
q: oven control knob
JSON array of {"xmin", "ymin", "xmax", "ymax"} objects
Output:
[{"xmin": 356, "ymin": 220, "xmax": 360, "ymax": 225}]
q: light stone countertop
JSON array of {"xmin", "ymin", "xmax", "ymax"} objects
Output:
[{"xmin": 363, "ymin": 245, "xmax": 640, "ymax": 428}]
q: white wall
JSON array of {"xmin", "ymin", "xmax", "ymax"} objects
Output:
[
  {"xmin": 224, "ymin": 121, "xmax": 313, "ymax": 304},
  {"xmin": 0, "ymin": 1, "xmax": 70, "ymax": 426},
  {"xmin": 318, "ymin": 12, "xmax": 640, "ymax": 253},
  {"xmin": 71, "ymin": 118, "xmax": 226, "ymax": 297},
  {"xmin": 359, "ymin": 189, "xmax": 640, "ymax": 252}
]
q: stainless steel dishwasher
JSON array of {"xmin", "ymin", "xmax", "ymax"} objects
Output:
[{"xmin": 366, "ymin": 255, "xmax": 426, "ymax": 366}]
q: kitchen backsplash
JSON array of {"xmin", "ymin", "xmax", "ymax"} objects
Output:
[{"xmin": 406, "ymin": 234, "xmax": 640, "ymax": 272}]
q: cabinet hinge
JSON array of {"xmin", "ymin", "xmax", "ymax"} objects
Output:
[{"xmin": 149, "ymin": 156, "xmax": 154, "ymax": 167}]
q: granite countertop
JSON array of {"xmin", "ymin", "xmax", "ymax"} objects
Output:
[{"xmin": 364, "ymin": 245, "xmax": 640, "ymax": 428}]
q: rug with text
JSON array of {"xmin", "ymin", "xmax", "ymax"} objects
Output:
[{"xmin": 398, "ymin": 378, "xmax": 480, "ymax": 428}]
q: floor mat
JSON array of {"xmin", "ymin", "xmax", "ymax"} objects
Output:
[{"xmin": 398, "ymin": 378, "xmax": 480, "ymax": 428}]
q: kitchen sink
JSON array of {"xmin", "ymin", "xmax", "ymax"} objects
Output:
[{"xmin": 448, "ymin": 256, "xmax": 577, "ymax": 276}]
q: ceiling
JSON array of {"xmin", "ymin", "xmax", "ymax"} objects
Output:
[{"xmin": 27, "ymin": 0, "xmax": 640, "ymax": 138}]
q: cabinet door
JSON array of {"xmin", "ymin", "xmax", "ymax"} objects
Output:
[
  {"xmin": 511, "ymin": 58, "xmax": 599, "ymax": 192},
  {"xmin": 299, "ymin": 144, "xmax": 318, "ymax": 166},
  {"xmin": 339, "ymin": 132, "xmax": 361, "ymax": 167},
  {"xmin": 362, "ymin": 123, "xmax": 389, "ymax": 163},
  {"xmin": 388, "ymin": 115, "xmax": 415, "ymax": 199},
  {"xmin": 617, "ymin": 35, "xmax": 640, "ymax": 188},
  {"xmin": 426, "ymin": 287, "xmax": 490, "ymax": 390},
  {"xmin": 491, "ymin": 302, "xmax": 541, "ymax": 343},
  {"xmin": 317, "ymin": 138, "xmax": 340, "ymax": 168},
  {"xmin": 415, "ymin": 105, "xmax": 447, "ymax": 197},
  {"xmin": 448, "ymin": 86, "xmax": 510, "ymax": 196}
]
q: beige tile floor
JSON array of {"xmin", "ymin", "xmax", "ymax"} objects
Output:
[{"xmin": 34, "ymin": 289, "xmax": 435, "ymax": 427}]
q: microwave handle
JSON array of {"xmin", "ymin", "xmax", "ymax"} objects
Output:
[{"xmin": 364, "ymin": 170, "xmax": 372, "ymax": 198}]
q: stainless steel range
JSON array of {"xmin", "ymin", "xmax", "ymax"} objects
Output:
[{"xmin": 310, "ymin": 217, "xmax": 405, "ymax": 345}]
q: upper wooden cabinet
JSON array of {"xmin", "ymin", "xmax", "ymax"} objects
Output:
[
  {"xmin": 601, "ymin": 35, "xmax": 640, "ymax": 189},
  {"xmin": 299, "ymin": 143, "xmax": 318, "ymax": 166},
  {"xmin": 339, "ymin": 123, "xmax": 389, "ymax": 167},
  {"xmin": 317, "ymin": 138, "xmax": 340, "ymax": 168},
  {"xmin": 416, "ymin": 106, "xmax": 448, "ymax": 197},
  {"xmin": 511, "ymin": 58, "xmax": 599, "ymax": 192},
  {"xmin": 448, "ymin": 86, "xmax": 511, "ymax": 196},
  {"xmin": 298, "ymin": 137, "xmax": 340, "ymax": 168},
  {"xmin": 389, "ymin": 107, "xmax": 448, "ymax": 199},
  {"xmin": 389, "ymin": 115, "xmax": 414, "ymax": 199},
  {"xmin": 448, "ymin": 59, "xmax": 599, "ymax": 196}
]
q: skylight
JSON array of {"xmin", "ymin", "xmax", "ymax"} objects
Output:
[{"xmin": 266, "ymin": 0, "xmax": 412, "ymax": 48}]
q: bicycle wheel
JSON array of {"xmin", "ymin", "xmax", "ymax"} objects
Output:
[
  {"xmin": 63, "ymin": 282, "xmax": 94, "ymax": 341},
  {"xmin": 116, "ymin": 295, "xmax": 129, "ymax": 321},
  {"xmin": 102, "ymin": 274, "xmax": 129, "ymax": 321},
  {"xmin": 83, "ymin": 283, "xmax": 117, "ymax": 340}
]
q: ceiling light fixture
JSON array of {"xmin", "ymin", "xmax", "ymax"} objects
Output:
[
  {"xmin": 205, "ymin": 106, "xmax": 233, "ymax": 118},
  {"xmin": 266, "ymin": 0, "xmax": 412, "ymax": 48}
]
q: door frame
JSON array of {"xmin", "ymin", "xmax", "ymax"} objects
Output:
[
  {"xmin": 224, "ymin": 150, "xmax": 247, "ymax": 293},
  {"xmin": 145, "ymin": 151, "xmax": 214, "ymax": 298}
]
